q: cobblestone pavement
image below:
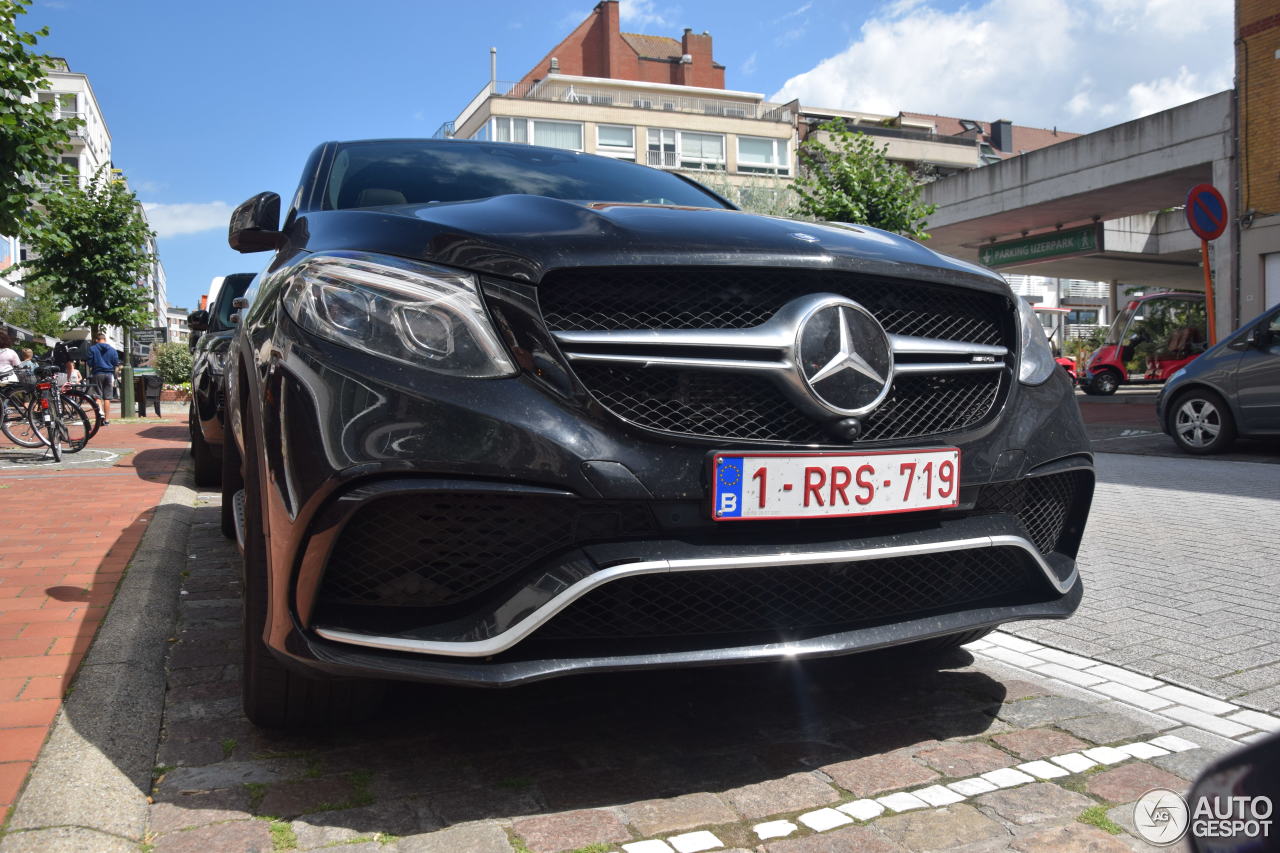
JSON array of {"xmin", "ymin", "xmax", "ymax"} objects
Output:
[
  {"xmin": 139, "ymin": 489, "xmax": 1255, "ymax": 853},
  {"xmin": 1009, "ymin": 452, "xmax": 1280, "ymax": 714},
  {"xmin": 0, "ymin": 420, "xmax": 187, "ymax": 822}
]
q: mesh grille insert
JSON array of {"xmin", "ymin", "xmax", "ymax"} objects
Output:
[
  {"xmin": 319, "ymin": 495, "xmax": 655, "ymax": 608},
  {"xmin": 539, "ymin": 267, "xmax": 1008, "ymax": 346},
  {"xmin": 537, "ymin": 546, "xmax": 1037, "ymax": 639},
  {"xmin": 574, "ymin": 363, "xmax": 1003, "ymax": 443},
  {"xmin": 974, "ymin": 470, "xmax": 1090, "ymax": 554}
]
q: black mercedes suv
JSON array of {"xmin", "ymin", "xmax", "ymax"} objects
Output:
[{"xmin": 223, "ymin": 139, "xmax": 1093, "ymax": 726}]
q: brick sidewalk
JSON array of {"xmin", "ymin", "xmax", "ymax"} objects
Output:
[{"xmin": 0, "ymin": 418, "xmax": 187, "ymax": 823}]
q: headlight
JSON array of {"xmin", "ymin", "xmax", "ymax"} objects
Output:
[
  {"xmin": 1015, "ymin": 297, "xmax": 1057, "ymax": 385},
  {"xmin": 282, "ymin": 252, "xmax": 517, "ymax": 378}
]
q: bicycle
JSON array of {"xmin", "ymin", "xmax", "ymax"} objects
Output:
[
  {"xmin": 1, "ymin": 371, "xmax": 45, "ymax": 448},
  {"xmin": 26, "ymin": 365, "xmax": 91, "ymax": 462}
]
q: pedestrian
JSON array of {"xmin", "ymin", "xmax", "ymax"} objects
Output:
[
  {"xmin": 0, "ymin": 332, "xmax": 19, "ymax": 384},
  {"xmin": 17, "ymin": 348, "xmax": 38, "ymax": 372},
  {"xmin": 86, "ymin": 332, "xmax": 119, "ymax": 424}
]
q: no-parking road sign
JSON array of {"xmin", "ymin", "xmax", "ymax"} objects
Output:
[{"xmin": 1185, "ymin": 183, "xmax": 1227, "ymax": 241}]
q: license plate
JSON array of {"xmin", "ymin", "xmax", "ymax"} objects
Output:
[{"xmin": 710, "ymin": 449, "xmax": 960, "ymax": 521}]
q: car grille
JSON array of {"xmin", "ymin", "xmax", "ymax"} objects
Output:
[
  {"xmin": 536, "ymin": 546, "xmax": 1039, "ymax": 640},
  {"xmin": 539, "ymin": 267, "xmax": 1008, "ymax": 345},
  {"xmin": 974, "ymin": 470, "xmax": 1092, "ymax": 554},
  {"xmin": 573, "ymin": 363, "xmax": 1004, "ymax": 444},
  {"xmin": 317, "ymin": 494, "xmax": 656, "ymax": 608},
  {"xmin": 539, "ymin": 267, "xmax": 1012, "ymax": 445}
]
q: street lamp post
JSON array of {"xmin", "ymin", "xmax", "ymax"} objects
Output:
[{"xmin": 120, "ymin": 326, "xmax": 135, "ymax": 418}]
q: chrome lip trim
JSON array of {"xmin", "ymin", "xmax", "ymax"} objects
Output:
[
  {"xmin": 564, "ymin": 351, "xmax": 1006, "ymax": 376},
  {"xmin": 314, "ymin": 534, "xmax": 1074, "ymax": 659}
]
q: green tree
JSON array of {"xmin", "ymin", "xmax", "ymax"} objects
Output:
[
  {"xmin": 18, "ymin": 169, "xmax": 156, "ymax": 337},
  {"xmin": 0, "ymin": 277, "xmax": 64, "ymax": 338},
  {"xmin": 0, "ymin": 0, "xmax": 83, "ymax": 239},
  {"xmin": 151, "ymin": 342, "xmax": 192, "ymax": 384},
  {"xmin": 791, "ymin": 119, "xmax": 936, "ymax": 240}
]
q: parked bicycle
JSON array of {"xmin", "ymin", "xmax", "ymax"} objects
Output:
[{"xmin": 2, "ymin": 366, "xmax": 91, "ymax": 461}]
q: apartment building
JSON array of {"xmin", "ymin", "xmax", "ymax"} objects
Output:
[
  {"xmin": 0, "ymin": 60, "xmax": 167, "ymax": 347},
  {"xmin": 434, "ymin": 0, "xmax": 1102, "ymax": 327}
]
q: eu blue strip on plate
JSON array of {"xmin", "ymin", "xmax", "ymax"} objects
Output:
[{"xmin": 715, "ymin": 456, "xmax": 744, "ymax": 517}]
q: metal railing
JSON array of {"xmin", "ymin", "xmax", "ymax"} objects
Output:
[
  {"xmin": 1065, "ymin": 323, "xmax": 1105, "ymax": 340},
  {"xmin": 1062, "ymin": 280, "xmax": 1108, "ymax": 298},
  {"xmin": 433, "ymin": 120, "xmax": 455, "ymax": 139},
  {"xmin": 486, "ymin": 80, "xmax": 794, "ymax": 124},
  {"xmin": 805, "ymin": 119, "xmax": 978, "ymax": 148}
]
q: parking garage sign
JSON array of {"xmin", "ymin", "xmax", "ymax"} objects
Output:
[
  {"xmin": 1185, "ymin": 184, "xmax": 1227, "ymax": 241},
  {"xmin": 979, "ymin": 223, "xmax": 1104, "ymax": 268}
]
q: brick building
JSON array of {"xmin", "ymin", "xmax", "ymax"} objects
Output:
[{"xmin": 1236, "ymin": 0, "xmax": 1280, "ymax": 308}]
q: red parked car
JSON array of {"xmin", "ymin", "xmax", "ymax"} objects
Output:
[{"xmin": 1082, "ymin": 292, "xmax": 1207, "ymax": 395}]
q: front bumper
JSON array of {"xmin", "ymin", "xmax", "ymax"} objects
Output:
[{"xmin": 255, "ymin": 315, "xmax": 1093, "ymax": 687}]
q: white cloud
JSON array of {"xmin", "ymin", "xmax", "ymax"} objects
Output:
[
  {"xmin": 771, "ymin": 0, "xmax": 1232, "ymax": 132},
  {"xmin": 1128, "ymin": 66, "xmax": 1225, "ymax": 118},
  {"xmin": 142, "ymin": 201, "xmax": 233, "ymax": 238},
  {"xmin": 619, "ymin": 0, "xmax": 672, "ymax": 28},
  {"xmin": 742, "ymin": 51, "xmax": 759, "ymax": 76}
]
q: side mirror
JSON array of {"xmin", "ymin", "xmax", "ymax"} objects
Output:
[
  {"xmin": 1249, "ymin": 326, "xmax": 1272, "ymax": 348},
  {"xmin": 187, "ymin": 310, "xmax": 210, "ymax": 332},
  {"xmin": 228, "ymin": 192, "xmax": 286, "ymax": 253},
  {"xmin": 229, "ymin": 298, "xmax": 248, "ymax": 325}
]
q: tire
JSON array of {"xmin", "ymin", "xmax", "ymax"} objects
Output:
[
  {"xmin": 53, "ymin": 397, "xmax": 92, "ymax": 454},
  {"xmin": 62, "ymin": 390, "xmax": 102, "ymax": 440},
  {"xmin": 238, "ymin": 407, "xmax": 383, "ymax": 728},
  {"xmin": 1168, "ymin": 388, "xmax": 1236, "ymax": 454},
  {"xmin": 1, "ymin": 392, "xmax": 43, "ymax": 448},
  {"xmin": 220, "ymin": 423, "xmax": 242, "ymax": 541},
  {"xmin": 1086, "ymin": 369, "xmax": 1120, "ymax": 396},
  {"xmin": 191, "ymin": 405, "xmax": 221, "ymax": 487}
]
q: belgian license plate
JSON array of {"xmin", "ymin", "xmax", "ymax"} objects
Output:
[{"xmin": 710, "ymin": 449, "xmax": 960, "ymax": 521}]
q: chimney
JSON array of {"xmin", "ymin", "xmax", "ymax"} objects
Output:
[{"xmin": 991, "ymin": 119, "xmax": 1013, "ymax": 152}]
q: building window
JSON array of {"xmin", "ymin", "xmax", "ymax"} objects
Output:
[
  {"xmin": 1066, "ymin": 309, "xmax": 1099, "ymax": 325},
  {"xmin": 645, "ymin": 130, "xmax": 724, "ymax": 170},
  {"xmin": 488, "ymin": 118, "xmax": 584, "ymax": 151},
  {"xmin": 493, "ymin": 117, "xmax": 528, "ymax": 144},
  {"xmin": 596, "ymin": 125, "xmax": 635, "ymax": 160},
  {"xmin": 532, "ymin": 120, "xmax": 583, "ymax": 150},
  {"xmin": 679, "ymin": 132, "xmax": 725, "ymax": 170},
  {"xmin": 737, "ymin": 136, "xmax": 789, "ymax": 175}
]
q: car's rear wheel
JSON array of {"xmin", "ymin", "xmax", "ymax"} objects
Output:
[
  {"xmin": 1086, "ymin": 369, "xmax": 1120, "ymax": 396},
  {"xmin": 190, "ymin": 404, "xmax": 221, "ymax": 487},
  {"xmin": 1169, "ymin": 389, "xmax": 1236, "ymax": 454},
  {"xmin": 239, "ymin": 407, "xmax": 383, "ymax": 728}
]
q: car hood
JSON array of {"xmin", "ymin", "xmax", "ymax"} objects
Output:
[{"xmin": 293, "ymin": 195, "xmax": 1008, "ymax": 294}]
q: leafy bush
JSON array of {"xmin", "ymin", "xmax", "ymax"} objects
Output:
[{"xmin": 152, "ymin": 342, "xmax": 193, "ymax": 384}]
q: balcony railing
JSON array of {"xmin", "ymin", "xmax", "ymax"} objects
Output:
[
  {"xmin": 645, "ymin": 150, "xmax": 678, "ymax": 168},
  {"xmin": 1062, "ymin": 280, "xmax": 1109, "ymax": 298},
  {"xmin": 483, "ymin": 80, "xmax": 794, "ymax": 124},
  {"xmin": 805, "ymin": 119, "xmax": 978, "ymax": 148}
]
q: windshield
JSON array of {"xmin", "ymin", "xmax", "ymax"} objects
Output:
[
  {"xmin": 1104, "ymin": 296, "xmax": 1205, "ymax": 347},
  {"xmin": 324, "ymin": 140, "xmax": 730, "ymax": 210}
]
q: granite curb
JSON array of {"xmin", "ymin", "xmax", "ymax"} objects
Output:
[{"xmin": 0, "ymin": 456, "xmax": 197, "ymax": 852}]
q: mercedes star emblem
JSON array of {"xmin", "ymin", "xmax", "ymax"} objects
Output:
[{"xmin": 795, "ymin": 298, "xmax": 894, "ymax": 416}]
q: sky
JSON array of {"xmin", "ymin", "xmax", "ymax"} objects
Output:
[{"xmin": 23, "ymin": 0, "xmax": 1233, "ymax": 312}]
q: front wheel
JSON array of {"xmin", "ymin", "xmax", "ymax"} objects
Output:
[
  {"xmin": 238, "ymin": 411, "xmax": 383, "ymax": 728},
  {"xmin": 1169, "ymin": 389, "xmax": 1236, "ymax": 454},
  {"xmin": 1086, "ymin": 369, "xmax": 1120, "ymax": 396}
]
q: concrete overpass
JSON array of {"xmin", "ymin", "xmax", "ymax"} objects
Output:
[{"xmin": 921, "ymin": 92, "xmax": 1237, "ymax": 332}]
